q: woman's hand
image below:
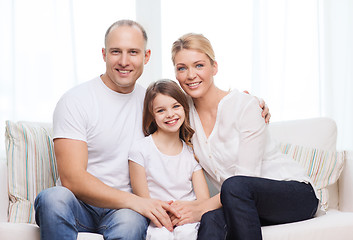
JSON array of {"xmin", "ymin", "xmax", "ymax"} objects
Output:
[{"xmin": 169, "ymin": 200, "xmax": 204, "ymax": 226}]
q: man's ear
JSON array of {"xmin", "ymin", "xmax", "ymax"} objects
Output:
[
  {"xmin": 144, "ymin": 49, "xmax": 151, "ymax": 65},
  {"xmin": 102, "ymin": 48, "xmax": 107, "ymax": 62}
]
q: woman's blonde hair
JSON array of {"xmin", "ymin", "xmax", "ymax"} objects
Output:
[
  {"xmin": 143, "ymin": 79, "xmax": 195, "ymax": 148},
  {"xmin": 171, "ymin": 33, "xmax": 216, "ymax": 65}
]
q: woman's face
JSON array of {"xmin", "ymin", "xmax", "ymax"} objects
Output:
[{"xmin": 174, "ymin": 49, "xmax": 218, "ymax": 99}]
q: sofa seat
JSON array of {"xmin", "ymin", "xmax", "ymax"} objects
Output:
[
  {"xmin": 262, "ymin": 209, "xmax": 353, "ymax": 240},
  {"xmin": 0, "ymin": 222, "xmax": 103, "ymax": 240}
]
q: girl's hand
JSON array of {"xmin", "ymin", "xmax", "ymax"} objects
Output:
[{"xmin": 170, "ymin": 200, "xmax": 204, "ymax": 226}]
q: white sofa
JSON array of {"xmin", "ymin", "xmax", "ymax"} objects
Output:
[{"xmin": 1, "ymin": 117, "xmax": 352, "ymax": 240}]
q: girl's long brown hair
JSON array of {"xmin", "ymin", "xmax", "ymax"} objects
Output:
[{"xmin": 143, "ymin": 79, "xmax": 195, "ymax": 148}]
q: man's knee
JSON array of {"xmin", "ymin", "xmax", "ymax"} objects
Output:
[
  {"xmin": 35, "ymin": 186, "xmax": 75, "ymax": 209},
  {"xmin": 105, "ymin": 209, "xmax": 148, "ymax": 240},
  {"xmin": 34, "ymin": 186, "xmax": 76, "ymax": 225}
]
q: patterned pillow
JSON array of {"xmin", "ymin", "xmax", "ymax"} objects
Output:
[
  {"xmin": 280, "ymin": 143, "xmax": 345, "ymax": 210},
  {"xmin": 5, "ymin": 121, "xmax": 57, "ymax": 223}
]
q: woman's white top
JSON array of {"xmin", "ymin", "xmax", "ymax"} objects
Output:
[
  {"xmin": 189, "ymin": 89, "xmax": 312, "ymax": 192},
  {"xmin": 128, "ymin": 135, "xmax": 202, "ymax": 201}
]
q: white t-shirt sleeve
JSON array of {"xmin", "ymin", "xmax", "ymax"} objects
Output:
[
  {"xmin": 128, "ymin": 140, "xmax": 146, "ymax": 167},
  {"xmin": 53, "ymin": 92, "xmax": 89, "ymax": 142}
]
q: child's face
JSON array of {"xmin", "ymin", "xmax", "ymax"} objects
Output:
[{"xmin": 152, "ymin": 93, "xmax": 185, "ymax": 134}]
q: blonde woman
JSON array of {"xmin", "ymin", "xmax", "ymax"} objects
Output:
[{"xmin": 169, "ymin": 33, "xmax": 318, "ymax": 240}]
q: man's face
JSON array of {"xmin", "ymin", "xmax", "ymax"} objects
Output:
[{"xmin": 102, "ymin": 25, "xmax": 151, "ymax": 93}]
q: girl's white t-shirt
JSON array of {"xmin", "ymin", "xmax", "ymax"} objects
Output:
[{"xmin": 129, "ymin": 135, "xmax": 202, "ymax": 201}]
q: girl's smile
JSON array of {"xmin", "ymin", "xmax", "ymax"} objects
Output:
[{"xmin": 152, "ymin": 93, "xmax": 185, "ymax": 134}]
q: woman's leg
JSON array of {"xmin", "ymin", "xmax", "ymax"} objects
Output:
[
  {"xmin": 220, "ymin": 176, "xmax": 318, "ymax": 240},
  {"xmin": 197, "ymin": 208, "xmax": 227, "ymax": 240}
]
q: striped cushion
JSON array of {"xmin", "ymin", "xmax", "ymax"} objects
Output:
[
  {"xmin": 280, "ymin": 143, "xmax": 345, "ymax": 210},
  {"xmin": 5, "ymin": 121, "xmax": 57, "ymax": 223}
]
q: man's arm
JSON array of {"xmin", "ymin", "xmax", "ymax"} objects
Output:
[{"xmin": 54, "ymin": 138, "xmax": 178, "ymax": 231}]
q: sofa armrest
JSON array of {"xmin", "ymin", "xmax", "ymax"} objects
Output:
[
  {"xmin": 0, "ymin": 158, "xmax": 8, "ymax": 222},
  {"xmin": 339, "ymin": 151, "xmax": 353, "ymax": 212}
]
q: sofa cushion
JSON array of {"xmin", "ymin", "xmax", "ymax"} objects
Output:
[
  {"xmin": 0, "ymin": 222, "xmax": 104, "ymax": 240},
  {"xmin": 280, "ymin": 143, "xmax": 345, "ymax": 210},
  {"xmin": 262, "ymin": 209, "xmax": 353, "ymax": 240},
  {"xmin": 5, "ymin": 121, "xmax": 57, "ymax": 223}
]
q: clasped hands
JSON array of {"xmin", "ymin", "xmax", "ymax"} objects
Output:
[{"xmin": 147, "ymin": 199, "xmax": 201, "ymax": 232}]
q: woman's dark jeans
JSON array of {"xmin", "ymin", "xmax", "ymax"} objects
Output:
[{"xmin": 197, "ymin": 176, "xmax": 318, "ymax": 240}]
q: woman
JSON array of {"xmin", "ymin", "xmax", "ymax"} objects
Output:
[{"xmin": 169, "ymin": 33, "xmax": 319, "ymax": 240}]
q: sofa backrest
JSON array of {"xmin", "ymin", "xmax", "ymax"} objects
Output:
[
  {"xmin": 268, "ymin": 117, "xmax": 337, "ymax": 151},
  {"xmin": 268, "ymin": 117, "xmax": 340, "ymax": 210}
]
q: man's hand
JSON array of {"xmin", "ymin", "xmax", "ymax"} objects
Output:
[
  {"xmin": 259, "ymin": 99, "xmax": 271, "ymax": 124},
  {"xmin": 132, "ymin": 197, "xmax": 180, "ymax": 232}
]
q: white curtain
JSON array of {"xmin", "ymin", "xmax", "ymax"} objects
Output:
[
  {"xmin": 1, "ymin": 0, "xmax": 352, "ymax": 157},
  {"xmin": 251, "ymin": 0, "xmax": 353, "ymax": 151},
  {"xmin": 318, "ymin": 0, "xmax": 353, "ymax": 151},
  {"xmin": 160, "ymin": 0, "xmax": 352, "ymax": 151},
  {"xmin": 0, "ymin": 0, "xmax": 136, "ymax": 157}
]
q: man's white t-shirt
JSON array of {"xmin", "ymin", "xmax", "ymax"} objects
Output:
[
  {"xmin": 53, "ymin": 76, "xmax": 145, "ymax": 192},
  {"xmin": 128, "ymin": 135, "xmax": 202, "ymax": 201}
]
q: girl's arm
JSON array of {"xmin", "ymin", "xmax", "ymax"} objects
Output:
[
  {"xmin": 128, "ymin": 160, "xmax": 150, "ymax": 198},
  {"xmin": 171, "ymin": 169, "xmax": 217, "ymax": 226},
  {"xmin": 129, "ymin": 159, "xmax": 181, "ymax": 231},
  {"xmin": 192, "ymin": 169, "xmax": 210, "ymax": 201}
]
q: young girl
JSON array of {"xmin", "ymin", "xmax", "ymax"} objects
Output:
[{"xmin": 128, "ymin": 79, "xmax": 210, "ymax": 240}]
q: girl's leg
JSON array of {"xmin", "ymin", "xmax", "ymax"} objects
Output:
[
  {"xmin": 173, "ymin": 222, "xmax": 200, "ymax": 240},
  {"xmin": 146, "ymin": 224, "xmax": 173, "ymax": 240},
  {"xmin": 197, "ymin": 208, "xmax": 227, "ymax": 240},
  {"xmin": 220, "ymin": 176, "xmax": 318, "ymax": 240}
]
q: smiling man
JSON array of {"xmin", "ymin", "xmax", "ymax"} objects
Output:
[{"xmin": 34, "ymin": 20, "xmax": 179, "ymax": 240}]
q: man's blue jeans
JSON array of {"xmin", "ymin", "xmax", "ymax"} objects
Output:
[
  {"xmin": 198, "ymin": 176, "xmax": 318, "ymax": 240},
  {"xmin": 34, "ymin": 186, "xmax": 148, "ymax": 240}
]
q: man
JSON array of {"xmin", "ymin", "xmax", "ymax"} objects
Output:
[
  {"xmin": 34, "ymin": 20, "xmax": 179, "ymax": 240},
  {"xmin": 34, "ymin": 19, "xmax": 270, "ymax": 240}
]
